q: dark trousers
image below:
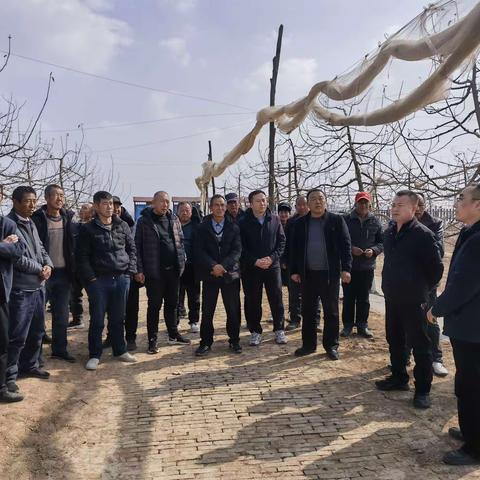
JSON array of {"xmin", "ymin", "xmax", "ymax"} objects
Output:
[
  {"xmin": 178, "ymin": 264, "xmax": 200, "ymax": 324},
  {"xmin": 85, "ymin": 275, "xmax": 129, "ymax": 359},
  {"xmin": 200, "ymin": 279, "xmax": 240, "ymax": 347},
  {"xmin": 69, "ymin": 275, "xmax": 84, "ymax": 321},
  {"xmin": 385, "ymin": 299, "xmax": 432, "ymax": 394},
  {"xmin": 7, "ymin": 288, "xmax": 45, "ymax": 382},
  {"xmin": 242, "ymin": 267, "xmax": 285, "ymax": 334},
  {"xmin": 145, "ymin": 269, "xmax": 180, "ymax": 341},
  {"xmin": 342, "ymin": 269, "xmax": 374, "ymax": 329},
  {"xmin": 451, "ymin": 338, "xmax": 480, "ymax": 457},
  {"xmin": 125, "ymin": 279, "xmax": 141, "ymax": 341},
  {"xmin": 288, "ymin": 277, "xmax": 321, "ymax": 325},
  {"xmin": 301, "ymin": 270, "xmax": 339, "ymax": 351},
  {"xmin": 46, "ymin": 269, "xmax": 71, "ymax": 356},
  {"xmin": 0, "ymin": 303, "xmax": 8, "ymax": 391}
]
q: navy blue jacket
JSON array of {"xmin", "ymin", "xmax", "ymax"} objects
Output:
[
  {"xmin": 432, "ymin": 220, "xmax": 480, "ymax": 343},
  {"xmin": 238, "ymin": 208, "xmax": 285, "ymax": 270},
  {"xmin": 290, "ymin": 211, "xmax": 352, "ymax": 280},
  {"xmin": 418, "ymin": 210, "xmax": 444, "ymax": 258},
  {"xmin": 0, "ymin": 216, "xmax": 26, "ymax": 302}
]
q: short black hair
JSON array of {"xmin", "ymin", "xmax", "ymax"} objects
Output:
[
  {"xmin": 396, "ymin": 190, "xmax": 419, "ymax": 205},
  {"xmin": 93, "ymin": 191, "xmax": 113, "ymax": 203},
  {"xmin": 177, "ymin": 201, "xmax": 192, "ymax": 209},
  {"xmin": 12, "ymin": 186, "xmax": 36, "ymax": 202},
  {"xmin": 248, "ymin": 189, "xmax": 266, "ymax": 204},
  {"xmin": 44, "ymin": 184, "xmax": 63, "ymax": 198},
  {"xmin": 306, "ymin": 189, "xmax": 327, "ymax": 201},
  {"xmin": 209, "ymin": 194, "xmax": 225, "ymax": 207}
]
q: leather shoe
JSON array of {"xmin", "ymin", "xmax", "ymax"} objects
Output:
[
  {"xmin": 326, "ymin": 349, "xmax": 339, "ymax": 361},
  {"xmin": 294, "ymin": 346, "xmax": 316, "ymax": 357},
  {"xmin": 357, "ymin": 327, "xmax": 374, "ymax": 339},
  {"xmin": 7, "ymin": 381, "xmax": 19, "ymax": 393},
  {"xmin": 51, "ymin": 352, "xmax": 76, "ymax": 363},
  {"xmin": 448, "ymin": 427, "xmax": 464, "ymax": 441},
  {"xmin": 286, "ymin": 322, "xmax": 300, "ymax": 331},
  {"xmin": 0, "ymin": 389, "xmax": 24, "ymax": 403},
  {"xmin": 229, "ymin": 343, "xmax": 242, "ymax": 354},
  {"xmin": 19, "ymin": 368, "xmax": 50, "ymax": 379},
  {"xmin": 443, "ymin": 448, "xmax": 480, "ymax": 465},
  {"xmin": 340, "ymin": 328, "xmax": 352, "ymax": 338},
  {"xmin": 375, "ymin": 376, "xmax": 409, "ymax": 391},
  {"xmin": 195, "ymin": 344, "xmax": 211, "ymax": 356},
  {"xmin": 413, "ymin": 393, "xmax": 431, "ymax": 409}
]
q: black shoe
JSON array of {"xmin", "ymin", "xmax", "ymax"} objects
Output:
[
  {"xmin": 443, "ymin": 448, "xmax": 480, "ymax": 466},
  {"xmin": 19, "ymin": 368, "xmax": 50, "ymax": 379},
  {"xmin": 286, "ymin": 322, "xmax": 300, "ymax": 331},
  {"xmin": 147, "ymin": 341, "xmax": 159, "ymax": 354},
  {"xmin": 195, "ymin": 344, "xmax": 211, "ymax": 356},
  {"xmin": 43, "ymin": 333, "xmax": 52, "ymax": 345},
  {"xmin": 0, "ymin": 389, "xmax": 24, "ymax": 403},
  {"xmin": 357, "ymin": 327, "xmax": 374, "ymax": 339},
  {"xmin": 448, "ymin": 427, "xmax": 464, "ymax": 441},
  {"xmin": 413, "ymin": 393, "xmax": 431, "ymax": 409},
  {"xmin": 340, "ymin": 328, "xmax": 352, "ymax": 338},
  {"xmin": 294, "ymin": 346, "xmax": 316, "ymax": 357},
  {"xmin": 375, "ymin": 376, "xmax": 409, "ymax": 391},
  {"xmin": 6, "ymin": 381, "xmax": 19, "ymax": 393},
  {"xmin": 229, "ymin": 342, "xmax": 242, "ymax": 354},
  {"xmin": 102, "ymin": 337, "xmax": 112, "ymax": 349},
  {"xmin": 67, "ymin": 318, "xmax": 84, "ymax": 329},
  {"xmin": 326, "ymin": 349, "xmax": 339, "ymax": 361},
  {"xmin": 127, "ymin": 339, "xmax": 137, "ymax": 352},
  {"xmin": 168, "ymin": 334, "xmax": 191, "ymax": 345},
  {"xmin": 51, "ymin": 352, "xmax": 76, "ymax": 363}
]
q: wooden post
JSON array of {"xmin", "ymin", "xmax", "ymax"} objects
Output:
[
  {"xmin": 268, "ymin": 24, "xmax": 283, "ymax": 210},
  {"xmin": 208, "ymin": 140, "xmax": 215, "ymax": 195}
]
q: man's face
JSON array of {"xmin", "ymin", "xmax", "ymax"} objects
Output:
[
  {"xmin": 152, "ymin": 193, "xmax": 170, "ymax": 215},
  {"xmin": 251, "ymin": 193, "xmax": 267, "ymax": 216},
  {"xmin": 415, "ymin": 197, "xmax": 426, "ymax": 219},
  {"xmin": 391, "ymin": 195, "xmax": 416, "ymax": 224},
  {"xmin": 295, "ymin": 197, "xmax": 309, "ymax": 216},
  {"xmin": 113, "ymin": 203, "xmax": 122, "ymax": 216},
  {"xmin": 455, "ymin": 187, "xmax": 480, "ymax": 224},
  {"xmin": 307, "ymin": 191, "xmax": 326, "ymax": 216},
  {"xmin": 178, "ymin": 203, "xmax": 192, "ymax": 223},
  {"xmin": 46, "ymin": 187, "xmax": 65, "ymax": 211},
  {"xmin": 14, "ymin": 192, "xmax": 37, "ymax": 218},
  {"xmin": 79, "ymin": 203, "xmax": 93, "ymax": 222},
  {"xmin": 355, "ymin": 199, "xmax": 370, "ymax": 217},
  {"xmin": 95, "ymin": 198, "xmax": 114, "ymax": 219},
  {"xmin": 226, "ymin": 200, "xmax": 239, "ymax": 217},
  {"xmin": 278, "ymin": 210, "xmax": 290, "ymax": 225},
  {"xmin": 210, "ymin": 197, "xmax": 226, "ymax": 218}
]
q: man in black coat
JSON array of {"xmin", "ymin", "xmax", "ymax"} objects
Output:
[
  {"xmin": 32, "ymin": 184, "xmax": 77, "ymax": 363},
  {"xmin": 376, "ymin": 190, "xmax": 443, "ymax": 409},
  {"xmin": 225, "ymin": 192, "xmax": 245, "ymax": 223},
  {"xmin": 429, "ymin": 184, "xmax": 480, "ymax": 465},
  {"xmin": 134, "ymin": 191, "xmax": 190, "ymax": 354},
  {"xmin": 341, "ymin": 192, "xmax": 383, "ymax": 339},
  {"xmin": 239, "ymin": 190, "xmax": 287, "ymax": 347},
  {"xmin": 290, "ymin": 189, "xmax": 352, "ymax": 360},
  {"xmin": 194, "ymin": 195, "xmax": 242, "ymax": 356}
]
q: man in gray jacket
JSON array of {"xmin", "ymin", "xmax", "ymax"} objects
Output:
[{"xmin": 6, "ymin": 186, "xmax": 53, "ymax": 397}]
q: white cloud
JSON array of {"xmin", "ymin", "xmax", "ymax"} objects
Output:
[
  {"xmin": 159, "ymin": 0, "xmax": 197, "ymax": 14},
  {"xmin": 148, "ymin": 92, "xmax": 172, "ymax": 118},
  {"xmin": 1, "ymin": 0, "xmax": 132, "ymax": 74},
  {"xmin": 159, "ymin": 37, "xmax": 191, "ymax": 67},
  {"xmin": 83, "ymin": 0, "xmax": 115, "ymax": 11}
]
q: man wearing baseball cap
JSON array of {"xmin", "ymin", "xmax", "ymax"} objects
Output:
[
  {"xmin": 225, "ymin": 193, "xmax": 245, "ymax": 223},
  {"xmin": 341, "ymin": 192, "xmax": 384, "ymax": 339}
]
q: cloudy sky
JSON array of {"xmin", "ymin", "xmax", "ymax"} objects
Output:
[{"xmin": 0, "ymin": 0, "xmax": 467, "ymax": 207}]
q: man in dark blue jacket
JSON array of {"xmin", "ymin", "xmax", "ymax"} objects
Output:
[
  {"xmin": 429, "ymin": 184, "xmax": 480, "ymax": 465},
  {"xmin": 376, "ymin": 190, "xmax": 443, "ymax": 410},
  {"xmin": 77, "ymin": 191, "xmax": 137, "ymax": 370},
  {"xmin": 239, "ymin": 190, "xmax": 286, "ymax": 347},
  {"xmin": 32, "ymin": 184, "xmax": 77, "ymax": 363},
  {"xmin": 290, "ymin": 189, "xmax": 352, "ymax": 359},
  {"xmin": 0, "ymin": 213, "xmax": 25, "ymax": 403},
  {"xmin": 195, "ymin": 195, "xmax": 242, "ymax": 356},
  {"xmin": 341, "ymin": 192, "xmax": 383, "ymax": 339}
]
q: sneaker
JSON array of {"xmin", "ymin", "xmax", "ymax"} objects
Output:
[
  {"xmin": 116, "ymin": 352, "xmax": 137, "ymax": 363},
  {"xmin": 19, "ymin": 368, "xmax": 50, "ymax": 379},
  {"xmin": 168, "ymin": 334, "xmax": 191, "ymax": 345},
  {"xmin": 433, "ymin": 361, "xmax": 448, "ymax": 377},
  {"xmin": 67, "ymin": 319, "xmax": 84, "ymax": 329},
  {"xmin": 413, "ymin": 393, "xmax": 431, "ymax": 409},
  {"xmin": 51, "ymin": 352, "xmax": 76, "ymax": 363},
  {"xmin": 127, "ymin": 339, "xmax": 137, "ymax": 352},
  {"xmin": 340, "ymin": 327, "xmax": 352, "ymax": 338},
  {"xmin": 294, "ymin": 346, "xmax": 316, "ymax": 357},
  {"xmin": 326, "ymin": 348, "xmax": 339, "ymax": 361},
  {"xmin": 229, "ymin": 342, "xmax": 242, "ymax": 354},
  {"xmin": 286, "ymin": 322, "xmax": 300, "ymax": 331},
  {"xmin": 274, "ymin": 330, "xmax": 287, "ymax": 345},
  {"xmin": 443, "ymin": 448, "xmax": 480, "ymax": 466},
  {"xmin": 195, "ymin": 344, "xmax": 211, "ymax": 356},
  {"xmin": 0, "ymin": 389, "xmax": 24, "ymax": 403},
  {"xmin": 177, "ymin": 308, "xmax": 187, "ymax": 319},
  {"xmin": 249, "ymin": 332, "xmax": 262, "ymax": 346},
  {"xmin": 85, "ymin": 358, "xmax": 100, "ymax": 370},
  {"xmin": 357, "ymin": 327, "xmax": 374, "ymax": 339},
  {"xmin": 147, "ymin": 341, "xmax": 159, "ymax": 354},
  {"xmin": 190, "ymin": 323, "xmax": 200, "ymax": 333},
  {"xmin": 448, "ymin": 427, "xmax": 464, "ymax": 442},
  {"xmin": 375, "ymin": 376, "xmax": 410, "ymax": 391},
  {"xmin": 6, "ymin": 381, "xmax": 19, "ymax": 393}
]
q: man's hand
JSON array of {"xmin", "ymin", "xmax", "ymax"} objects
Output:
[
  {"xmin": 134, "ymin": 272, "xmax": 145, "ymax": 284},
  {"xmin": 341, "ymin": 271, "xmax": 351, "ymax": 284},
  {"xmin": 291, "ymin": 274, "xmax": 301, "ymax": 283},
  {"xmin": 2, "ymin": 234, "xmax": 18, "ymax": 244},
  {"xmin": 211, "ymin": 264, "xmax": 226, "ymax": 277},
  {"xmin": 426, "ymin": 308, "xmax": 436, "ymax": 324},
  {"xmin": 255, "ymin": 257, "xmax": 272, "ymax": 270},
  {"xmin": 40, "ymin": 265, "xmax": 52, "ymax": 280},
  {"xmin": 364, "ymin": 249, "xmax": 374, "ymax": 258},
  {"xmin": 352, "ymin": 246, "xmax": 364, "ymax": 256}
]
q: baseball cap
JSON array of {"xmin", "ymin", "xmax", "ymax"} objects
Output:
[
  {"xmin": 112, "ymin": 196, "xmax": 122, "ymax": 205},
  {"xmin": 225, "ymin": 192, "xmax": 239, "ymax": 203},
  {"xmin": 277, "ymin": 202, "xmax": 292, "ymax": 212},
  {"xmin": 355, "ymin": 192, "xmax": 371, "ymax": 203}
]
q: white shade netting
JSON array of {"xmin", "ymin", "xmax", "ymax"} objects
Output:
[{"xmin": 195, "ymin": 0, "xmax": 480, "ymax": 201}]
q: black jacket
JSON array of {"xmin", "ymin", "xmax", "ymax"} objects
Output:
[
  {"xmin": 382, "ymin": 218, "xmax": 443, "ymax": 304},
  {"xmin": 119, "ymin": 207, "xmax": 135, "ymax": 229},
  {"xmin": 418, "ymin": 210, "xmax": 444, "ymax": 258},
  {"xmin": 226, "ymin": 208, "xmax": 245, "ymax": 224},
  {"xmin": 76, "ymin": 216, "xmax": 136, "ymax": 283},
  {"xmin": 194, "ymin": 215, "xmax": 241, "ymax": 283},
  {"xmin": 290, "ymin": 211, "xmax": 352, "ymax": 280},
  {"xmin": 0, "ymin": 216, "xmax": 26, "ymax": 302},
  {"xmin": 432, "ymin": 220, "xmax": 480, "ymax": 343},
  {"xmin": 343, "ymin": 210, "xmax": 383, "ymax": 271},
  {"xmin": 32, "ymin": 205, "xmax": 77, "ymax": 277},
  {"xmin": 238, "ymin": 208, "xmax": 285, "ymax": 270},
  {"xmin": 134, "ymin": 207, "xmax": 185, "ymax": 279}
]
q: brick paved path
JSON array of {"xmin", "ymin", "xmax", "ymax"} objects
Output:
[{"xmin": 1, "ymin": 290, "xmax": 480, "ymax": 479}]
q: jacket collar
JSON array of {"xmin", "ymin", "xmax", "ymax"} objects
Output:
[
  {"xmin": 93, "ymin": 215, "xmax": 122, "ymax": 230},
  {"xmin": 245, "ymin": 207, "xmax": 273, "ymax": 223},
  {"xmin": 349, "ymin": 209, "xmax": 373, "ymax": 221}
]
